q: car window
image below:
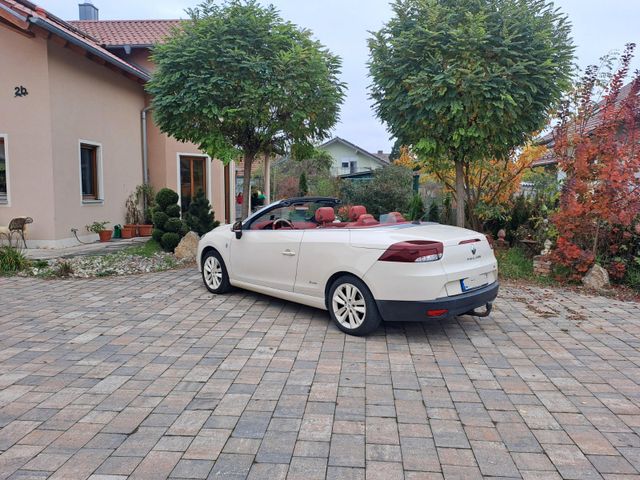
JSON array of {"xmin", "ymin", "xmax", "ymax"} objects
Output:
[{"xmin": 249, "ymin": 201, "xmax": 333, "ymax": 230}]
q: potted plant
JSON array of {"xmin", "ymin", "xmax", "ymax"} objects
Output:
[
  {"xmin": 124, "ymin": 192, "xmax": 141, "ymax": 238},
  {"xmin": 86, "ymin": 221, "xmax": 112, "ymax": 242},
  {"xmin": 137, "ymin": 184, "xmax": 155, "ymax": 237},
  {"xmin": 125, "ymin": 185, "xmax": 156, "ymax": 237}
]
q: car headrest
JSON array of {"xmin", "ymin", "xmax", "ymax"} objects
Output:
[
  {"xmin": 385, "ymin": 212, "xmax": 406, "ymax": 223},
  {"xmin": 349, "ymin": 205, "xmax": 367, "ymax": 221},
  {"xmin": 315, "ymin": 207, "xmax": 336, "ymax": 224},
  {"xmin": 356, "ymin": 214, "xmax": 378, "ymax": 226}
]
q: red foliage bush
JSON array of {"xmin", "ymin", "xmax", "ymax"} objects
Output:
[{"xmin": 551, "ymin": 44, "xmax": 640, "ymax": 279}]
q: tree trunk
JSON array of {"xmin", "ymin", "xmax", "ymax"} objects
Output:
[
  {"xmin": 242, "ymin": 153, "xmax": 254, "ymax": 219},
  {"xmin": 455, "ymin": 159, "xmax": 465, "ymax": 228}
]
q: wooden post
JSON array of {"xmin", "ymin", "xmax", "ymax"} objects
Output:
[{"xmin": 264, "ymin": 154, "xmax": 271, "ymax": 204}]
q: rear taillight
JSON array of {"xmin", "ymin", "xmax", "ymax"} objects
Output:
[{"xmin": 379, "ymin": 241, "xmax": 444, "ymax": 263}]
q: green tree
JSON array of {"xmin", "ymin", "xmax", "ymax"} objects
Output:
[
  {"xmin": 369, "ymin": 0, "xmax": 574, "ymax": 227},
  {"xmin": 185, "ymin": 189, "xmax": 220, "ymax": 235},
  {"xmin": 298, "ymin": 172, "xmax": 309, "ymax": 197},
  {"xmin": 341, "ymin": 165, "xmax": 413, "ymax": 219},
  {"xmin": 148, "ymin": 0, "xmax": 345, "ymax": 219}
]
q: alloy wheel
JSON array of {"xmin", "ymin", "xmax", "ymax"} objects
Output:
[
  {"xmin": 332, "ymin": 283, "xmax": 367, "ymax": 329},
  {"xmin": 203, "ymin": 255, "xmax": 223, "ymax": 290}
]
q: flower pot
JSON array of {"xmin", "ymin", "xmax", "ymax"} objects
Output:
[
  {"xmin": 98, "ymin": 230, "xmax": 113, "ymax": 243},
  {"xmin": 138, "ymin": 224, "xmax": 153, "ymax": 237},
  {"xmin": 124, "ymin": 224, "xmax": 139, "ymax": 237},
  {"xmin": 121, "ymin": 226, "xmax": 135, "ymax": 239}
]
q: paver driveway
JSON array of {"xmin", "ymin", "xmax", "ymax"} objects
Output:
[{"xmin": 1, "ymin": 269, "xmax": 640, "ymax": 479}]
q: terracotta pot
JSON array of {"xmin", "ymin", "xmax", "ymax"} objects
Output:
[
  {"xmin": 121, "ymin": 226, "xmax": 135, "ymax": 239},
  {"xmin": 138, "ymin": 224, "xmax": 153, "ymax": 237},
  {"xmin": 124, "ymin": 224, "xmax": 139, "ymax": 237},
  {"xmin": 98, "ymin": 230, "xmax": 113, "ymax": 243}
]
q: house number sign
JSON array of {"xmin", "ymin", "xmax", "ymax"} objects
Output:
[{"xmin": 14, "ymin": 86, "xmax": 28, "ymax": 97}]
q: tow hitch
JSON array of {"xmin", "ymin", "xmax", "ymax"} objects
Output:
[{"xmin": 465, "ymin": 302, "xmax": 493, "ymax": 318}]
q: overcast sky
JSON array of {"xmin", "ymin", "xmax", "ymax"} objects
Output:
[{"xmin": 39, "ymin": 0, "xmax": 640, "ymax": 153}]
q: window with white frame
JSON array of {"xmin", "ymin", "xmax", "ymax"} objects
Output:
[
  {"xmin": 0, "ymin": 137, "xmax": 7, "ymax": 205},
  {"xmin": 80, "ymin": 142, "xmax": 102, "ymax": 201}
]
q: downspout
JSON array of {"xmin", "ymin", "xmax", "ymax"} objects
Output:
[
  {"xmin": 141, "ymin": 106, "xmax": 152, "ymax": 186},
  {"xmin": 141, "ymin": 106, "xmax": 152, "ymax": 212}
]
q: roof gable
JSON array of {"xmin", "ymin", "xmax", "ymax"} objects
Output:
[{"xmin": 320, "ymin": 137, "xmax": 389, "ymax": 166}]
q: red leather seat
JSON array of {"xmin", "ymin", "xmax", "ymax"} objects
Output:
[
  {"xmin": 315, "ymin": 207, "xmax": 336, "ymax": 226},
  {"xmin": 348, "ymin": 205, "xmax": 367, "ymax": 221},
  {"xmin": 352, "ymin": 214, "xmax": 379, "ymax": 227},
  {"xmin": 384, "ymin": 212, "xmax": 407, "ymax": 223}
]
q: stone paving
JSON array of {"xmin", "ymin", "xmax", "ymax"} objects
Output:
[{"xmin": 1, "ymin": 269, "xmax": 640, "ymax": 479}]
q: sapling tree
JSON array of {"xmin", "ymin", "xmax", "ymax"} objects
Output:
[
  {"xmin": 148, "ymin": 0, "xmax": 346, "ymax": 218},
  {"xmin": 369, "ymin": 0, "xmax": 574, "ymax": 227}
]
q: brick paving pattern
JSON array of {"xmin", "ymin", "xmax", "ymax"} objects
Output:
[{"xmin": 1, "ymin": 269, "xmax": 640, "ymax": 479}]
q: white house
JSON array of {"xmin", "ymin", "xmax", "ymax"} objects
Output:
[{"xmin": 319, "ymin": 137, "xmax": 389, "ymax": 177}]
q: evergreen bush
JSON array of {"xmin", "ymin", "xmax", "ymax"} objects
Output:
[
  {"xmin": 185, "ymin": 190, "xmax": 220, "ymax": 235},
  {"xmin": 152, "ymin": 188, "xmax": 189, "ymax": 252}
]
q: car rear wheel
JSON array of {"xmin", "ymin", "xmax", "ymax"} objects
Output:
[
  {"xmin": 328, "ymin": 275, "xmax": 381, "ymax": 336},
  {"xmin": 202, "ymin": 250, "xmax": 231, "ymax": 294}
]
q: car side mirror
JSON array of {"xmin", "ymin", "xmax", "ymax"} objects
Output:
[{"xmin": 232, "ymin": 220, "xmax": 243, "ymax": 239}]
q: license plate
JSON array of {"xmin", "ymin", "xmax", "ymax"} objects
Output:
[{"xmin": 461, "ymin": 274, "xmax": 488, "ymax": 292}]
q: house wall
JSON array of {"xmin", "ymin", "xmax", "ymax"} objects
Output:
[
  {"xmin": 133, "ymin": 46, "xmax": 229, "ymax": 225},
  {"xmin": 321, "ymin": 142, "xmax": 384, "ymax": 177},
  {"xmin": 47, "ymin": 40, "xmax": 146, "ymax": 245},
  {"xmin": 0, "ymin": 25, "xmax": 57, "ymax": 242}
]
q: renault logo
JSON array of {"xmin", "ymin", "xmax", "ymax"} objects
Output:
[{"xmin": 471, "ymin": 246, "xmax": 477, "ymax": 255}]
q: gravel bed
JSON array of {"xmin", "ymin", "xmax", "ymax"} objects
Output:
[{"xmin": 22, "ymin": 251, "xmax": 192, "ymax": 278}]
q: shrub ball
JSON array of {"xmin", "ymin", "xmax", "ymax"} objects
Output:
[
  {"xmin": 152, "ymin": 211, "xmax": 169, "ymax": 229},
  {"xmin": 161, "ymin": 232, "xmax": 181, "ymax": 252},
  {"xmin": 152, "ymin": 228, "xmax": 163, "ymax": 243},
  {"xmin": 165, "ymin": 204, "xmax": 182, "ymax": 218},
  {"xmin": 164, "ymin": 217, "xmax": 184, "ymax": 233},
  {"xmin": 156, "ymin": 188, "xmax": 179, "ymax": 209}
]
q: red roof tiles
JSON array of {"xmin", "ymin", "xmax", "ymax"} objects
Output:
[
  {"xmin": 69, "ymin": 20, "xmax": 182, "ymax": 47},
  {"xmin": 2, "ymin": 0, "xmax": 149, "ymax": 81}
]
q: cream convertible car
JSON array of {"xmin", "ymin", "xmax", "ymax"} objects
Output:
[{"xmin": 197, "ymin": 197, "xmax": 499, "ymax": 336}]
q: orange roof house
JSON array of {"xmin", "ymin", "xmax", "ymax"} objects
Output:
[{"xmin": 0, "ymin": 1, "xmax": 235, "ymax": 247}]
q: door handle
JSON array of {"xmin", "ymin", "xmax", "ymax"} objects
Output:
[{"xmin": 282, "ymin": 250, "xmax": 296, "ymax": 256}]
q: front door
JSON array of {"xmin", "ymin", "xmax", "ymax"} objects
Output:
[{"xmin": 180, "ymin": 156, "xmax": 206, "ymax": 214}]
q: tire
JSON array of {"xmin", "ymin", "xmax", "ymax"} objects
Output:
[
  {"xmin": 328, "ymin": 275, "xmax": 382, "ymax": 336},
  {"xmin": 202, "ymin": 250, "xmax": 231, "ymax": 294}
]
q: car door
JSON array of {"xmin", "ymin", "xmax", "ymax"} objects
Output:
[{"xmin": 230, "ymin": 206, "xmax": 305, "ymax": 292}]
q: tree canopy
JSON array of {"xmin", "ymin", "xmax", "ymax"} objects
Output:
[
  {"xmin": 147, "ymin": 0, "xmax": 346, "ymax": 218},
  {"xmin": 368, "ymin": 0, "xmax": 574, "ymax": 227}
]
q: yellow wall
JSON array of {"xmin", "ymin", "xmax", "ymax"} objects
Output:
[
  {"xmin": 47, "ymin": 41, "xmax": 146, "ymax": 241},
  {"xmin": 0, "ymin": 26, "xmax": 56, "ymax": 241}
]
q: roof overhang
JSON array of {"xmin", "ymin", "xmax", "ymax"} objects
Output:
[
  {"xmin": 29, "ymin": 17, "xmax": 150, "ymax": 82},
  {"xmin": 0, "ymin": 0, "xmax": 149, "ymax": 84}
]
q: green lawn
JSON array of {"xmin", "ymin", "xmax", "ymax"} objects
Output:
[{"xmin": 123, "ymin": 239, "xmax": 163, "ymax": 258}]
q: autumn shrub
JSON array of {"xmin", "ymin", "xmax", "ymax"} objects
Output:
[{"xmin": 550, "ymin": 45, "xmax": 640, "ymax": 281}]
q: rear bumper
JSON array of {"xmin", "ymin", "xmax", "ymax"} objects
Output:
[{"xmin": 376, "ymin": 282, "xmax": 499, "ymax": 322}]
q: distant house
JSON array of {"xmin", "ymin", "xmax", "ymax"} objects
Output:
[
  {"xmin": 0, "ymin": 0, "xmax": 235, "ymax": 247},
  {"xmin": 532, "ymin": 81, "xmax": 639, "ymax": 174},
  {"xmin": 319, "ymin": 137, "xmax": 390, "ymax": 177}
]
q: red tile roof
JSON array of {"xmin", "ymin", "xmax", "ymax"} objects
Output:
[
  {"xmin": 1, "ymin": 0, "xmax": 149, "ymax": 81},
  {"xmin": 533, "ymin": 81, "xmax": 639, "ymax": 167},
  {"xmin": 69, "ymin": 20, "xmax": 182, "ymax": 47}
]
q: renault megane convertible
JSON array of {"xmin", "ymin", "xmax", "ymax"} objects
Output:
[{"xmin": 197, "ymin": 197, "xmax": 499, "ymax": 336}]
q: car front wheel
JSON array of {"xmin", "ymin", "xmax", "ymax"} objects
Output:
[
  {"xmin": 328, "ymin": 275, "xmax": 381, "ymax": 336},
  {"xmin": 202, "ymin": 250, "xmax": 231, "ymax": 294}
]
